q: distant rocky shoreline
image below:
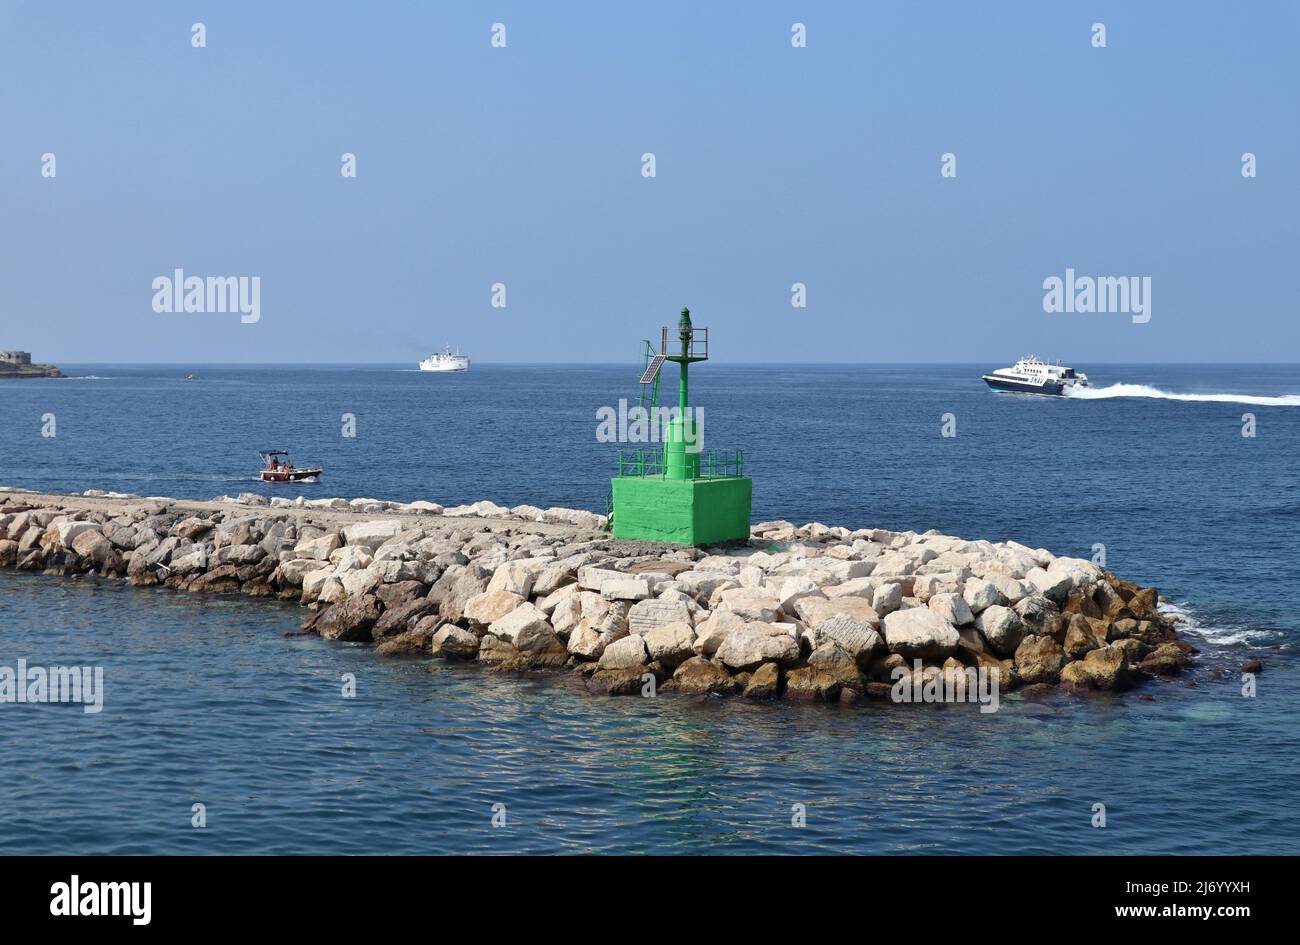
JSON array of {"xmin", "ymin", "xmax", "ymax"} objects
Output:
[
  {"xmin": 0, "ymin": 362, "xmax": 62, "ymax": 378},
  {"xmin": 0, "ymin": 487, "xmax": 1198, "ymax": 704}
]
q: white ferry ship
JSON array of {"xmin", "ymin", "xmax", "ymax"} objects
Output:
[
  {"xmin": 982, "ymin": 356, "xmax": 1089, "ymax": 396},
  {"xmin": 419, "ymin": 347, "xmax": 470, "ymax": 372}
]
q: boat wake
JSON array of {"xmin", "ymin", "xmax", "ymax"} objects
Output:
[{"xmin": 1065, "ymin": 383, "xmax": 1300, "ymax": 407}]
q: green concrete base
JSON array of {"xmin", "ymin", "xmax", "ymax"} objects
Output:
[{"xmin": 611, "ymin": 475, "xmax": 752, "ymax": 546}]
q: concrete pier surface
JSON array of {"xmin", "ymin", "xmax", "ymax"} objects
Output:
[
  {"xmin": 0, "ymin": 487, "xmax": 1197, "ymax": 704},
  {"xmin": 0, "ymin": 488, "xmax": 604, "ymax": 539}
]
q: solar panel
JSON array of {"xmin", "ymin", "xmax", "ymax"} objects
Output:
[{"xmin": 639, "ymin": 355, "xmax": 666, "ymax": 385}]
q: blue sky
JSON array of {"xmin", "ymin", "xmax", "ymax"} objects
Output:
[{"xmin": 2, "ymin": 1, "xmax": 1297, "ymax": 363}]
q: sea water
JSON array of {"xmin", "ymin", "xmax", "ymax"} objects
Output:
[{"xmin": 0, "ymin": 363, "xmax": 1296, "ymax": 853}]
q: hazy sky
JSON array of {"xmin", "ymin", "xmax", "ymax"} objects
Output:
[{"xmin": 2, "ymin": 1, "xmax": 1297, "ymax": 363}]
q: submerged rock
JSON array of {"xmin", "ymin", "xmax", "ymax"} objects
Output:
[
  {"xmin": 586, "ymin": 667, "xmax": 649, "ymax": 696},
  {"xmin": 742, "ymin": 661, "xmax": 781, "ymax": 698},
  {"xmin": 1059, "ymin": 644, "xmax": 1132, "ymax": 691},
  {"xmin": 1137, "ymin": 643, "xmax": 1192, "ymax": 676},
  {"xmin": 783, "ymin": 667, "xmax": 841, "ymax": 702},
  {"xmin": 428, "ymin": 624, "xmax": 479, "ymax": 659},
  {"xmin": 316, "ymin": 594, "xmax": 382, "ymax": 642},
  {"xmin": 375, "ymin": 616, "xmax": 443, "ymax": 657},
  {"xmin": 1062, "ymin": 612, "xmax": 1105, "ymax": 660},
  {"xmin": 1014, "ymin": 635, "xmax": 1065, "ymax": 685},
  {"xmin": 669, "ymin": 656, "xmax": 740, "ymax": 695},
  {"xmin": 371, "ymin": 597, "xmax": 439, "ymax": 641},
  {"xmin": 807, "ymin": 641, "xmax": 865, "ymax": 691}
]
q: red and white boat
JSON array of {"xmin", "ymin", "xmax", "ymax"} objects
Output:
[{"xmin": 258, "ymin": 450, "xmax": 323, "ymax": 483}]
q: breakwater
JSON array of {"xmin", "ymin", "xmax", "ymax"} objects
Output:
[{"xmin": 0, "ymin": 487, "xmax": 1196, "ymax": 703}]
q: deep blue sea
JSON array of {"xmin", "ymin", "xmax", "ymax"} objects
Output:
[{"xmin": 1, "ymin": 363, "xmax": 1298, "ymax": 854}]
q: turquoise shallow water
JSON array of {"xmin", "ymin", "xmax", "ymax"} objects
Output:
[{"xmin": 1, "ymin": 364, "xmax": 1297, "ymax": 853}]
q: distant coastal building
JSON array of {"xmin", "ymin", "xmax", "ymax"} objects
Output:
[{"xmin": 0, "ymin": 350, "xmax": 61, "ymax": 378}]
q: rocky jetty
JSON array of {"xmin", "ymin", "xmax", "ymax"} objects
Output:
[{"xmin": 0, "ymin": 487, "xmax": 1196, "ymax": 705}]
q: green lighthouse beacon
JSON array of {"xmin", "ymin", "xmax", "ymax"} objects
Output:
[{"xmin": 610, "ymin": 307, "xmax": 752, "ymax": 545}]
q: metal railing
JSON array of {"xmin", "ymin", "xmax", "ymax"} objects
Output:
[
  {"xmin": 660, "ymin": 326, "xmax": 708, "ymax": 360},
  {"xmin": 617, "ymin": 448, "xmax": 662, "ymax": 477},
  {"xmin": 699, "ymin": 447, "xmax": 744, "ymax": 478},
  {"xmin": 616, "ymin": 447, "xmax": 744, "ymax": 479}
]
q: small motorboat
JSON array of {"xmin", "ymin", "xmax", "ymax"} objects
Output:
[{"xmin": 258, "ymin": 450, "xmax": 323, "ymax": 483}]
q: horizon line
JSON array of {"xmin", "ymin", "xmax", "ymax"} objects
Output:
[{"xmin": 31, "ymin": 360, "xmax": 1300, "ymax": 368}]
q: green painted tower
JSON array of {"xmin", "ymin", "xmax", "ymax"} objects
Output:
[{"xmin": 610, "ymin": 307, "xmax": 752, "ymax": 545}]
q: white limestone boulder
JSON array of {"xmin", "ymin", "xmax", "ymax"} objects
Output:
[
  {"xmin": 962, "ymin": 577, "xmax": 1006, "ymax": 615},
  {"xmin": 445, "ymin": 500, "xmax": 511, "ymax": 518},
  {"xmin": 330, "ymin": 545, "xmax": 374, "ymax": 572},
  {"xmin": 601, "ymin": 577, "xmax": 653, "ymax": 601},
  {"xmin": 628, "ymin": 598, "xmax": 692, "ymax": 635},
  {"xmin": 54, "ymin": 520, "xmax": 100, "ymax": 549},
  {"xmin": 676, "ymin": 570, "xmax": 738, "ymax": 602},
  {"xmin": 823, "ymin": 577, "xmax": 875, "ymax": 600},
  {"xmin": 598, "ymin": 634, "xmax": 649, "ymax": 670},
  {"xmin": 566, "ymin": 619, "xmax": 606, "ymax": 660},
  {"xmin": 1026, "ymin": 567, "xmax": 1073, "ymax": 604},
  {"xmin": 486, "ymin": 561, "xmax": 536, "ymax": 598},
  {"xmin": 464, "ymin": 590, "xmax": 526, "ymax": 629},
  {"xmin": 794, "ymin": 595, "xmax": 880, "ymax": 630},
  {"xmin": 70, "ymin": 528, "xmax": 115, "ymax": 565},
  {"xmin": 577, "ymin": 566, "xmax": 625, "ymax": 592},
  {"xmin": 913, "ymin": 573, "xmax": 961, "ymax": 602},
  {"xmin": 814, "ymin": 613, "xmax": 883, "ymax": 667},
  {"xmin": 277, "ymin": 558, "xmax": 320, "ymax": 587},
  {"xmin": 883, "ymin": 608, "xmax": 961, "ymax": 659},
  {"xmin": 295, "ymin": 532, "xmax": 341, "ymax": 561},
  {"xmin": 986, "ymin": 573, "xmax": 1029, "ymax": 605},
  {"xmin": 642, "ymin": 622, "xmax": 696, "ymax": 668},
  {"xmin": 975, "ymin": 604, "xmax": 1026, "ymax": 658},
  {"xmin": 777, "ymin": 576, "xmax": 825, "ymax": 616},
  {"xmin": 715, "ymin": 623, "xmax": 801, "ymax": 670},
  {"xmin": 1047, "ymin": 556, "xmax": 1104, "ymax": 588},
  {"xmin": 340, "ymin": 520, "xmax": 405, "ymax": 551},
  {"xmin": 715, "ymin": 588, "xmax": 782, "ymax": 622},
  {"xmin": 403, "ymin": 500, "xmax": 445, "ymax": 515},
  {"xmin": 550, "ymin": 594, "xmax": 583, "ymax": 636},
  {"xmin": 340, "ymin": 566, "xmax": 383, "ymax": 598},
  {"xmin": 928, "ymin": 592, "xmax": 974, "ymax": 626},
  {"xmin": 487, "ymin": 602, "xmax": 551, "ymax": 645},
  {"xmin": 541, "ymin": 507, "xmax": 604, "ymax": 529},
  {"xmin": 168, "ymin": 545, "xmax": 209, "ymax": 576},
  {"xmin": 692, "ymin": 610, "xmax": 745, "ymax": 657},
  {"xmin": 871, "ymin": 581, "xmax": 904, "ymax": 617}
]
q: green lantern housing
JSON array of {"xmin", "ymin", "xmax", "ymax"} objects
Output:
[{"xmin": 609, "ymin": 307, "xmax": 752, "ymax": 545}]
